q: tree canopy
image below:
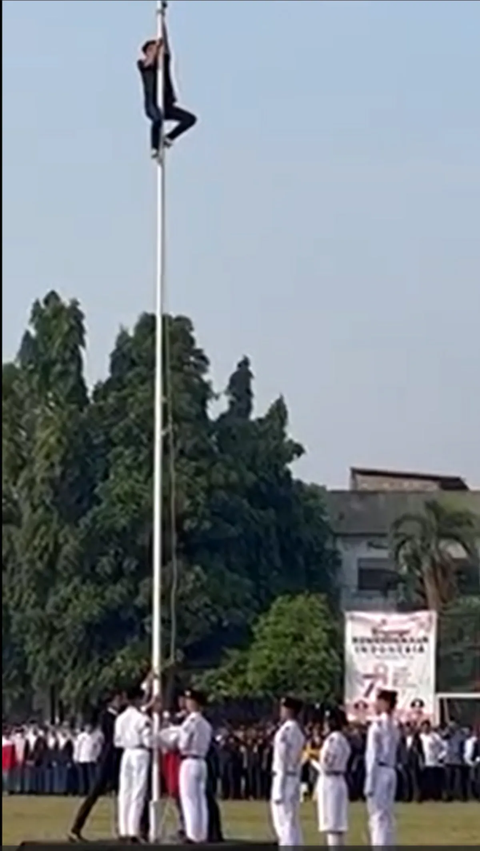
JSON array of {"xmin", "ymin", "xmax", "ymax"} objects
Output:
[
  {"xmin": 437, "ymin": 596, "xmax": 480, "ymax": 693},
  {"xmin": 2, "ymin": 292, "xmax": 339, "ymax": 716},
  {"xmin": 390, "ymin": 499, "xmax": 479, "ymax": 611},
  {"xmin": 198, "ymin": 593, "xmax": 341, "ymax": 703}
]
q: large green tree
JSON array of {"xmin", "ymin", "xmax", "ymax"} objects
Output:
[
  {"xmin": 2, "ymin": 292, "xmax": 339, "ymax": 713},
  {"xmin": 3, "ymin": 293, "xmax": 93, "ymax": 713},
  {"xmin": 437, "ymin": 597, "xmax": 480, "ymax": 693},
  {"xmin": 200, "ymin": 593, "xmax": 341, "ymax": 702}
]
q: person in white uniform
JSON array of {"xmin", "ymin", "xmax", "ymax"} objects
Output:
[
  {"xmin": 364, "ymin": 689, "xmax": 400, "ymax": 848},
  {"xmin": 270, "ymin": 696, "xmax": 305, "ymax": 847},
  {"xmin": 114, "ymin": 685, "xmax": 152, "ymax": 841},
  {"xmin": 176, "ymin": 689, "xmax": 212, "ymax": 843},
  {"xmin": 313, "ymin": 707, "xmax": 351, "ymax": 847}
]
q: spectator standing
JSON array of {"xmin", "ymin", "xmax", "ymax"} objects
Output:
[
  {"xmin": 69, "ymin": 691, "xmax": 125, "ymax": 842},
  {"xmin": 443, "ymin": 722, "xmax": 468, "ymax": 801},
  {"xmin": 3, "ymin": 727, "xmax": 17, "ymax": 794},
  {"xmin": 12, "ymin": 727, "xmax": 27, "ymax": 794},
  {"xmin": 74, "ymin": 725, "xmax": 98, "ymax": 797},
  {"xmin": 463, "ymin": 728, "xmax": 479, "ymax": 802},
  {"xmin": 418, "ymin": 721, "xmax": 444, "ymax": 801}
]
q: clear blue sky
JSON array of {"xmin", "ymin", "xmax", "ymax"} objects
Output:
[{"xmin": 3, "ymin": 0, "xmax": 480, "ymax": 488}]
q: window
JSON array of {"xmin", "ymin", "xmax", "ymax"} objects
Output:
[
  {"xmin": 456, "ymin": 559, "xmax": 480, "ymax": 596},
  {"xmin": 357, "ymin": 558, "xmax": 397, "ymax": 594}
]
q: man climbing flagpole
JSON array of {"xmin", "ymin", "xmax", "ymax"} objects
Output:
[{"xmin": 137, "ymin": 1, "xmax": 197, "ymax": 160}]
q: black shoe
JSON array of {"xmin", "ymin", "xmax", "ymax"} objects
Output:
[{"xmin": 68, "ymin": 831, "xmax": 86, "ymax": 843}]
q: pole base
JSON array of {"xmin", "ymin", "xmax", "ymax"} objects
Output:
[{"xmin": 149, "ymin": 798, "xmax": 164, "ymax": 843}]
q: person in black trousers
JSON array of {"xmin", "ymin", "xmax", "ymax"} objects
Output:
[
  {"xmin": 68, "ymin": 691, "xmax": 126, "ymax": 842},
  {"xmin": 206, "ymin": 738, "xmax": 224, "ymax": 843},
  {"xmin": 137, "ymin": 23, "xmax": 197, "ymax": 160}
]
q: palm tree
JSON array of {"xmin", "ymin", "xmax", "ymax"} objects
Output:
[{"xmin": 391, "ymin": 500, "xmax": 479, "ymax": 611}]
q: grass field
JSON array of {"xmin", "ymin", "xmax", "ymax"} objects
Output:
[{"xmin": 2, "ymin": 797, "xmax": 480, "ymax": 846}]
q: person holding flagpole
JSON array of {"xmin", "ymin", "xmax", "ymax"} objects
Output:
[{"xmin": 137, "ymin": 21, "xmax": 197, "ymax": 160}]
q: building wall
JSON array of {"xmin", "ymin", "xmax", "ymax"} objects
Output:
[
  {"xmin": 337, "ymin": 534, "xmax": 480, "ymax": 612},
  {"xmin": 351, "ymin": 472, "xmax": 442, "ymax": 493},
  {"xmin": 327, "ymin": 487, "xmax": 480, "ymax": 613},
  {"xmin": 338, "ymin": 535, "xmax": 399, "ymax": 611}
]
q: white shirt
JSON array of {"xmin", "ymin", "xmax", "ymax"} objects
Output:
[
  {"xmin": 364, "ymin": 713, "xmax": 400, "ymax": 797},
  {"xmin": 272, "ymin": 719, "xmax": 305, "ymax": 778},
  {"xmin": 157, "ymin": 724, "xmax": 181, "ymax": 751},
  {"xmin": 74, "ymin": 730, "xmax": 98, "ymax": 763},
  {"xmin": 57, "ymin": 731, "xmax": 70, "ymax": 749},
  {"xmin": 318, "ymin": 731, "xmax": 351, "ymax": 776},
  {"xmin": 442, "ymin": 730, "xmax": 464, "ymax": 765},
  {"xmin": 26, "ymin": 730, "xmax": 38, "ymax": 750},
  {"xmin": 13, "ymin": 733, "xmax": 27, "ymax": 763},
  {"xmin": 464, "ymin": 735, "xmax": 479, "ymax": 766},
  {"xmin": 47, "ymin": 732, "xmax": 57, "ymax": 750},
  {"xmin": 419, "ymin": 731, "xmax": 444, "ymax": 767},
  {"xmin": 114, "ymin": 706, "xmax": 152, "ymax": 750},
  {"xmin": 177, "ymin": 712, "xmax": 212, "ymax": 759}
]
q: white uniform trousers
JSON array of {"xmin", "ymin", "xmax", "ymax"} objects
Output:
[
  {"xmin": 317, "ymin": 773, "xmax": 349, "ymax": 838},
  {"xmin": 179, "ymin": 756, "xmax": 208, "ymax": 842},
  {"xmin": 367, "ymin": 766, "xmax": 397, "ymax": 847},
  {"xmin": 117, "ymin": 748, "xmax": 150, "ymax": 838},
  {"xmin": 270, "ymin": 776, "xmax": 303, "ymax": 847}
]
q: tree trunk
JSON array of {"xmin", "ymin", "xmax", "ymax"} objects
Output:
[{"xmin": 423, "ymin": 563, "xmax": 442, "ymax": 611}]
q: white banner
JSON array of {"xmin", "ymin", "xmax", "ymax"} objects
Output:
[{"xmin": 344, "ymin": 610, "xmax": 437, "ymax": 722}]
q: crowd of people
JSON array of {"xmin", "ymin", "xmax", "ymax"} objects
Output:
[{"xmin": 3, "ymin": 714, "xmax": 479, "ymax": 803}]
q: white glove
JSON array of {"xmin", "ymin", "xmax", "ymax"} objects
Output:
[{"xmin": 271, "ymin": 774, "xmax": 284, "ymax": 804}]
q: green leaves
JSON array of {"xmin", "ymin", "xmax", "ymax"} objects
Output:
[
  {"xmin": 437, "ymin": 597, "xmax": 480, "ymax": 692},
  {"xmin": 3, "ymin": 292, "xmax": 339, "ymax": 715},
  {"xmin": 391, "ymin": 499, "xmax": 479, "ymax": 611},
  {"xmin": 20, "ymin": 291, "xmax": 88, "ymax": 409},
  {"xmin": 200, "ymin": 594, "xmax": 341, "ymax": 703},
  {"xmin": 225, "ymin": 356, "xmax": 253, "ymax": 421}
]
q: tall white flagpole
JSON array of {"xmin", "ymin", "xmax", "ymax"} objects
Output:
[{"xmin": 150, "ymin": 0, "xmax": 168, "ymax": 841}]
